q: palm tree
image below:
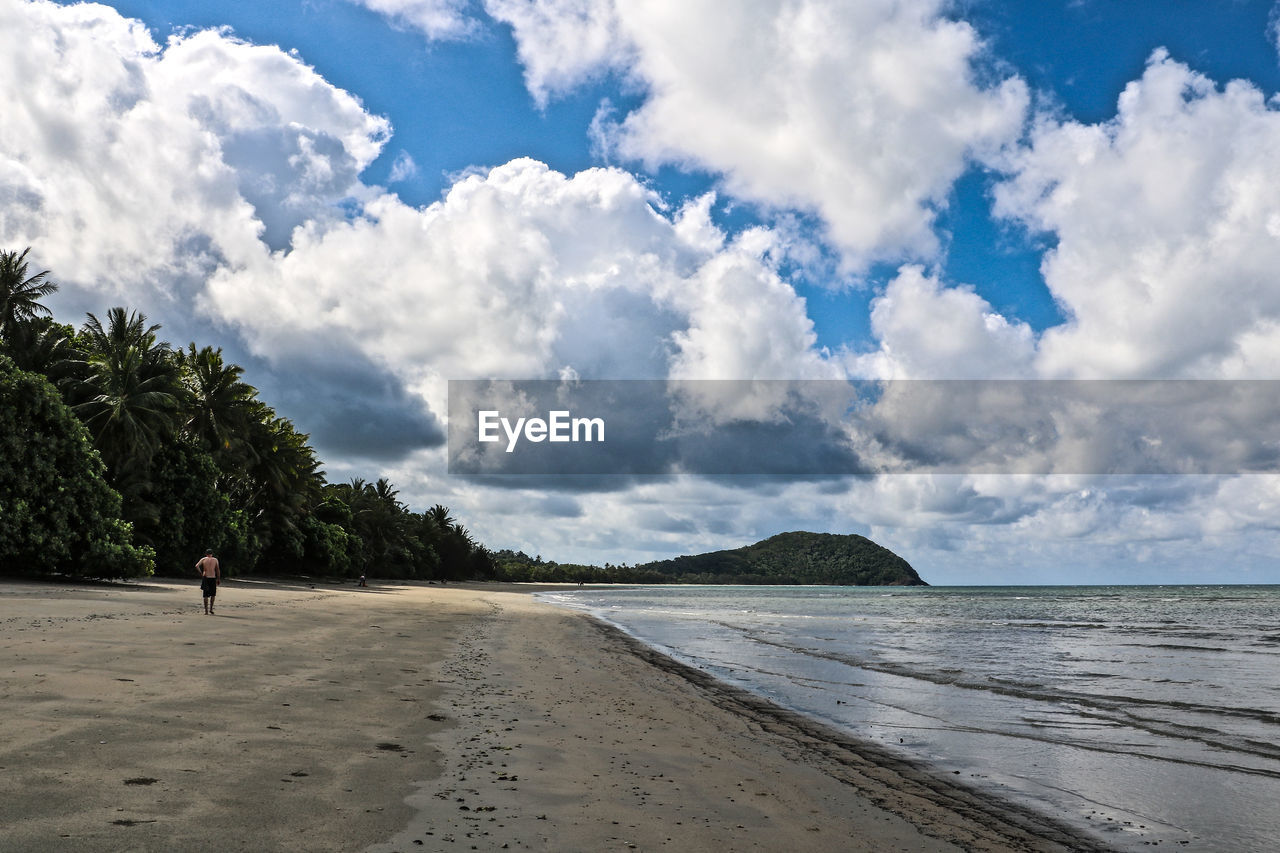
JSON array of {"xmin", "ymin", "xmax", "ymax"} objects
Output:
[
  {"xmin": 332, "ymin": 477, "xmax": 414, "ymax": 576},
  {"xmin": 451, "ymin": 522, "xmax": 476, "ymax": 550},
  {"xmin": 73, "ymin": 307, "xmax": 182, "ymax": 483},
  {"xmin": 235, "ymin": 405, "xmax": 324, "ymax": 556},
  {"xmin": 0, "ymin": 247, "xmax": 57, "ymax": 341},
  {"xmin": 426, "ymin": 504, "xmax": 454, "ymax": 531},
  {"xmin": 178, "ymin": 343, "xmax": 258, "ymax": 458},
  {"xmin": 2, "ymin": 317, "xmax": 77, "ymax": 383},
  {"xmin": 373, "ymin": 478, "xmax": 401, "ymax": 507}
]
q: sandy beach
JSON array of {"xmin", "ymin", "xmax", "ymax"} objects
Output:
[{"xmin": 0, "ymin": 579, "xmax": 1100, "ymax": 852}]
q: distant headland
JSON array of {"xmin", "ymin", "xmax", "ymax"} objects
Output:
[{"xmin": 494, "ymin": 531, "xmax": 927, "ymax": 586}]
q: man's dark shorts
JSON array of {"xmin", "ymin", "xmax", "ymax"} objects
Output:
[{"xmin": 201, "ymin": 577, "xmax": 218, "ymax": 597}]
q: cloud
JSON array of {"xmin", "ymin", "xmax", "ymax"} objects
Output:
[
  {"xmin": 388, "ymin": 149, "xmax": 419, "ymax": 183},
  {"xmin": 837, "ymin": 473, "xmax": 1280, "ymax": 583},
  {"xmin": 995, "ymin": 49, "xmax": 1280, "ymax": 379},
  {"xmin": 849, "ymin": 265, "xmax": 1036, "ymax": 379},
  {"xmin": 347, "ymin": 0, "xmax": 477, "ymax": 40},
  {"xmin": 666, "ymin": 228, "xmax": 841, "ymax": 382},
  {"xmin": 1271, "ymin": 3, "xmax": 1280, "ymax": 62},
  {"xmin": 259, "ymin": 350, "xmax": 446, "ymax": 460},
  {"xmin": 483, "ymin": 0, "xmax": 631, "ymax": 106},
  {"xmin": 423, "ymin": 468, "xmax": 1280, "ymax": 584},
  {"xmin": 489, "ymin": 0, "xmax": 1028, "ymax": 270},
  {"xmin": 0, "ymin": 0, "xmax": 388, "ymax": 306},
  {"xmin": 206, "ymin": 159, "xmax": 845, "ymax": 412}
]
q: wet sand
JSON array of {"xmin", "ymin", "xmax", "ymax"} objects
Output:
[{"xmin": 0, "ymin": 579, "xmax": 1101, "ymax": 851}]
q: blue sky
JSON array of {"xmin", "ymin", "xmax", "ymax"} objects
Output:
[{"xmin": 8, "ymin": 0, "xmax": 1280, "ymax": 582}]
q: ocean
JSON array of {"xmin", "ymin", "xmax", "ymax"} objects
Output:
[{"xmin": 538, "ymin": 584, "xmax": 1280, "ymax": 852}]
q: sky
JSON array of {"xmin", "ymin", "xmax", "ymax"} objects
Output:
[{"xmin": 5, "ymin": 0, "xmax": 1280, "ymax": 584}]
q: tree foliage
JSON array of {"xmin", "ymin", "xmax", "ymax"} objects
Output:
[
  {"xmin": 0, "ymin": 354, "xmax": 154, "ymax": 577},
  {"xmin": 0, "ymin": 248, "xmax": 56, "ymax": 339},
  {"xmin": 178, "ymin": 344, "xmax": 257, "ymax": 458},
  {"xmin": 137, "ymin": 438, "xmax": 249, "ymax": 575},
  {"xmin": 72, "ymin": 307, "xmax": 183, "ymax": 487}
]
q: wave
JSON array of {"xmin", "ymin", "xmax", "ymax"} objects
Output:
[{"xmin": 728, "ymin": 629, "xmax": 1280, "ymax": 765}]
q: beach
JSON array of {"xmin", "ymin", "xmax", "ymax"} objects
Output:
[
  {"xmin": 545, "ymin": 585, "xmax": 1280, "ymax": 851},
  {"xmin": 0, "ymin": 580, "xmax": 1095, "ymax": 852}
]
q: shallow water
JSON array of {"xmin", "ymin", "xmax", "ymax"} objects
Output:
[{"xmin": 539, "ymin": 585, "xmax": 1280, "ymax": 852}]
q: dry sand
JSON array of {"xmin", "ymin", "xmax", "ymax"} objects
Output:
[{"xmin": 0, "ymin": 579, "xmax": 1101, "ymax": 852}]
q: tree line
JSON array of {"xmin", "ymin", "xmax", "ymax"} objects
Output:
[
  {"xmin": 491, "ymin": 550, "xmax": 671, "ymax": 584},
  {"xmin": 0, "ymin": 247, "xmax": 493, "ymax": 581}
]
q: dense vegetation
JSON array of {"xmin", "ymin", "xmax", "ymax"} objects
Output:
[
  {"xmin": 0, "ymin": 247, "xmax": 493, "ymax": 581},
  {"xmin": 491, "ymin": 550, "xmax": 667, "ymax": 585},
  {"xmin": 493, "ymin": 531, "xmax": 925, "ymax": 586},
  {"xmin": 0, "ymin": 354, "xmax": 153, "ymax": 576}
]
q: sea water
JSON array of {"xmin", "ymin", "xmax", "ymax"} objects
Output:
[{"xmin": 538, "ymin": 585, "xmax": 1280, "ymax": 852}]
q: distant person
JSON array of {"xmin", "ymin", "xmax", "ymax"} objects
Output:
[
  {"xmin": 359, "ymin": 573, "xmax": 367, "ymax": 587},
  {"xmin": 195, "ymin": 549, "xmax": 220, "ymax": 615}
]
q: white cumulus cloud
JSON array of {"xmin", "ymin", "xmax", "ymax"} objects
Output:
[
  {"xmin": 489, "ymin": 0, "xmax": 1028, "ymax": 271},
  {"xmin": 484, "ymin": 0, "xmax": 631, "ymax": 105},
  {"xmin": 0, "ymin": 0, "xmax": 388, "ymax": 317},
  {"xmin": 206, "ymin": 158, "xmax": 845, "ymax": 413},
  {"xmin": 996, "ymin": 49, "xmax": 1280, "ymax": 379},
  {"xmin": 347, "ymin": 0, "xmax": 476, "ymax": 40},
  {"xmin": 848, "ymin": 265, "xmax": 1036, "ymax": 379}
]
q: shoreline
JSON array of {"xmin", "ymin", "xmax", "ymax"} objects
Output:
[
  {"xmin": 375, "ymin": 585, "xmax": 1101, "ymax": 852},
  {"xmin": 591, "ymin": 618, "xmax": 1108, "ymax": 851},
  {"xmin": 1, "ymin": 579, "xmax": 1101, "ymax": 851}
]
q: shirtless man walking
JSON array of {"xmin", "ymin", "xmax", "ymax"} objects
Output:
[{"xmin": 196, "ymin": 549, "xmax": 220, "ymax": 615}]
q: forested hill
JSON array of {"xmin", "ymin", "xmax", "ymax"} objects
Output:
[{"xmin": 634, "ymin": 532, "xmax": 927, "ymax": 586}]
